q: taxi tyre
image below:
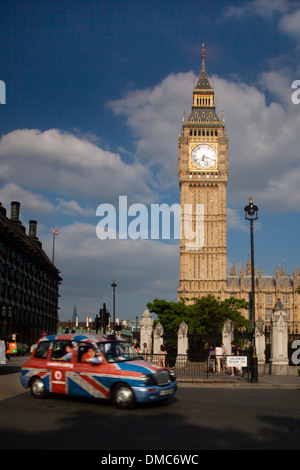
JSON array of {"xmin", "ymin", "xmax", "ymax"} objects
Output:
[
  {"xmin": 111, "ymin": 382, "xmax": 136, "ymax": 410},
  {"xmin": 30, "ymin": 377, "xmax": 48, "ymax": 399}
]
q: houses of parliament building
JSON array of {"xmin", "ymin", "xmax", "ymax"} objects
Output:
[{"xmin": 177, "ymin": 45, "xmax": 300, "ymax": 333}]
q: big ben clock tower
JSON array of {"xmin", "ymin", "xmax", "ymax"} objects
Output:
[{"xmin": 178, "ymin": 45, "xmax": 229, "ymax": 301}]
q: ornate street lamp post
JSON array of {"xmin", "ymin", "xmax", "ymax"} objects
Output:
[
  {"xmin": 244, "ymin": 197, "xmax": 259, "ymax": 382},
  {"xmin": 244, "ymin": 197, "xmax": 258, "ymax": 329},
  {"xmin": 111, "ymin": 280, "xmax": 117, "ymax": 332}
]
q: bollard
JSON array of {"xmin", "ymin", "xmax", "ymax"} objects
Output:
[{"xmin": 251, "ymin": 347, "xmax": 259, "ymax": 383}]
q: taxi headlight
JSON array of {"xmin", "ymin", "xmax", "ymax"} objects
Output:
[
  {"xmin": 169, "ymin": 370, "xmax": 176, "ymax": 381},
  {"xmin": 140, "ymin": 374, "xmax": 155, "ymax": 386},
  {"xmin": 140, "ymin": 374, "xmax": 150, "ymax": 385}
]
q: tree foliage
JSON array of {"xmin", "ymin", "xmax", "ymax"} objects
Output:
[{"xmin": 147, "ymin": 295, "xmax": 249, "ymax": 334}]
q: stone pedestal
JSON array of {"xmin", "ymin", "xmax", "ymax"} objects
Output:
[
  {"xmin": 140, "ymin": 309, "xmax": 153, "ymax": 353},
  {"xmin": 222, "ymin": 319, "xmax": 233, "ymax": 357},
  {"xmin": 270, "ymin": 299, "xmax": 289, "ymax": 376},
  {"xmin": 255, "ymin": 317, "xmax": 266, "ymax": 374},
  {"xmin": 153, "ymin": 322, "xmax": 164, "ymax": 354},
  {"xmin": 177, "ymin": 321, "xmax": 188, "ymax": 367}
]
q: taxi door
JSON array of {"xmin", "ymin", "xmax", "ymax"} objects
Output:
[
  {"xmin": 48, "ymin": 339, "xmax": 75, "ymax": 395},
  {"xmin": 73, "ymin": 342, "xmax": 110, "ymax": 399},
  {"xmin": 50, "ymin": 368, "xmax": 69, "ymax": 394}
]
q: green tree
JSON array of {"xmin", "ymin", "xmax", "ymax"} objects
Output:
[
  {"xmin": 147, "ymin": 295, "xmax": 249, "ymax": 334},
  {"xmin": 146, "ymin": 299, "xmax": 188, "ymax": 332}
]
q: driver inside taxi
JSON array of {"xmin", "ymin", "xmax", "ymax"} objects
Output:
[{"xmin": 59, "ymin": 344, "xmax": 73, "ymax": 361}]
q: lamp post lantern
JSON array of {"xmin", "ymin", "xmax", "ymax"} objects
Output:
[{"xmin": 244, "ymin": 197, "xmax": 259, "ymax": 383}]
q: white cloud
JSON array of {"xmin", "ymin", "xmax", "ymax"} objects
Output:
[
  {"xmin": 0, "ymin": 182, "xmax": 55, "ymax": 215},
  {"xmin": 224, "ymin": 0, "xmax": 290, "ymax": 19},
  {"xmin": 2, "ymin": 69, "xmax": 300, "ymax": 322},
  {"xmin": 108, "ymin": 72, "xmax": 195, "ymax": 188},
  {"xmin": 279, "ymin": 8, "xmax": 300, "ymax": 36},
  {"xmin": 0, "ymin": 182, "xmax": 95, "ymax": 220},
  {"xmin": 212, "ymin": 74, "xmax": 300, "ymax": 211},
  {"xmin": 223, "ymin": 0, "xmax": 300, "ymax": 40},
  {"xmin": 256, "ymin": 166, "xmax": 300, "ymax": 211},
  {"xmin": 227, "ymin": 207, "xmax": 248, "ymax": 232},
  {"xmin": 0, "ymin": 128, "xmax": 151, "ymax": 205},
  {"xmin": 223, "ymin": 0, "xmax": 291, "ymax": 20},
  {"xmin": 3, "ymin": 69, "xmax": 299, "ymax": 218},
  {"xmin": 42, "ymin": 222, "xmax": 179, "ymax": 320},
  {"xmin": 109, "ymin": 69, "xmax": 300, "ymax": 213},
  {"xmin": 56, "ymin": 198, "xmax": 94, "ymax": 216}
]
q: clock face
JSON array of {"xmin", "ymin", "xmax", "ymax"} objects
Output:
[{"xmin": 191, "ymin": 144, "xmax": 217, "ymax": 169}]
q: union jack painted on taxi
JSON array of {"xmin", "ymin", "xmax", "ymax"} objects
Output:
[{"xmin": 20, "ymin": 333, "xmax": 177, "ymax": 409}]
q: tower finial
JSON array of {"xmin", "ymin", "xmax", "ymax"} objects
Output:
[{"xmin": 201, "ymin": 43, "xmax": 206, "ymax": 61}]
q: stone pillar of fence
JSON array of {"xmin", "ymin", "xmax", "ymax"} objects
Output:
[
  {"xmin": 177, "ymin": 321, "xmax": 188, "ymax": 364},
  {"xmin": 140, "ymin": 309, "xmax": 153, "ymax": 353},
  {"xmin": 222, "ymin": 319, "xmax": 233, "ymax": 356},
  {"xmin": 255, "ymin": 316, "xmax": 266, "ymax": 373},
  {"xmin": 153, "ymin": 322, "xmax": 164, "ymax": 355},
  {"xmin": 270, "ymin": 299, "xmax": 289, "ymax": 376}
]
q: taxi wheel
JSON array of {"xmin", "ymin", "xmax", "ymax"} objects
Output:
[
  {"xmin": 112, "ymin": 383, "xmax": 136, "ymax": 409},
  {"xmin": 30, "ymin": 377, "xmax": 47, "ymax": 399}
]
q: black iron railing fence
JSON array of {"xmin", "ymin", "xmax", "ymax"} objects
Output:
[{"xmin": 142, "ymin": 353, "xmax": 252, "ymax": 380}]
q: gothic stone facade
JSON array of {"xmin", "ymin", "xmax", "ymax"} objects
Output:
[{"xmin": 177, "ymin": 46, "xmax": 300, "ymax": 332}]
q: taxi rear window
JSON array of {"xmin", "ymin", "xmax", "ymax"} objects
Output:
[{"xmin": 34, "ymin": 341, "xmax": 50, "ymax": 360}]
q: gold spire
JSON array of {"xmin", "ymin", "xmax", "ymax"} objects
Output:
[{"xmin": 201, "ymin": 43, "xmax": 206, "ymax": 63}]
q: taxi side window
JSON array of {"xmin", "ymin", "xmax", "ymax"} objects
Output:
[
  {"xmin": 34, "ymin": 341, "xmax": 50, "ymax": 360},
  {"xmin": 50, "ymin": 340, "xmax": 74, "ymax": 361},
  {"xmin": 78, "ymin": 342, "xmax": 97, "ymax": 363}
]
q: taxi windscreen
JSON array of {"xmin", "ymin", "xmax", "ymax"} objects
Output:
[{"xmin": 97, "ymin": 341, "xmax": 141, "ymax": 363}]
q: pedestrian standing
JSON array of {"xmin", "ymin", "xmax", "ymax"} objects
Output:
[
  {"xmin": 208, "ymin": 345, "xmax": 216, "ymax": 373},
  {"xmin": 230, "ymin": 341, "xmax": 241, "ymax": 376},
  {"xmin": 142, "ymin": 343, "xmax": 148, "ymax": 360},
  {"xmin": 215, "ymin": 344, "xmax": 223, "ymax": 373},
  {"xmin": 221, "ymin": 343, "xmax": 227, "ymax": 371},
  {"xmin": 159, "ymin": 344, "xmax": 167, "ymax": 367},
  {"xmin": 0, "ymin": 340, "xmax": 6, "ymax": 364}
]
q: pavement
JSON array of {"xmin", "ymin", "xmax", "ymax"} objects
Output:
[
  {"xmin": 1, "ymin": 355, "xmax": 300, "ymax": 390},
  {"xmin": 177, "ymin": 371, "xmax": 300, "ymax": 388}
]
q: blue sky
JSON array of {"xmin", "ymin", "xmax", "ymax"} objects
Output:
[{"xmin": 1, "ymin": 0, "xmax": 300, "ymax": 322}]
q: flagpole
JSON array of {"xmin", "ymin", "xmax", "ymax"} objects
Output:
[{"xmin": 52, "ymin": 227, "xmax": 57, "ymax": 263}]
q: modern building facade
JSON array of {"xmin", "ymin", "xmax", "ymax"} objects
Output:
[
  {"xmin": 178, "ymin": 45, "xmax": 300, "ymax": 332},
  {"xmin": 0, "ymin": 201, "xmax": 62, "ymax": 346}
]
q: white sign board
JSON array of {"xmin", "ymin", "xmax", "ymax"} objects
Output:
[{"xmin": 226, "ymin": 356, "xmax": 248, "ymax": 368}]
